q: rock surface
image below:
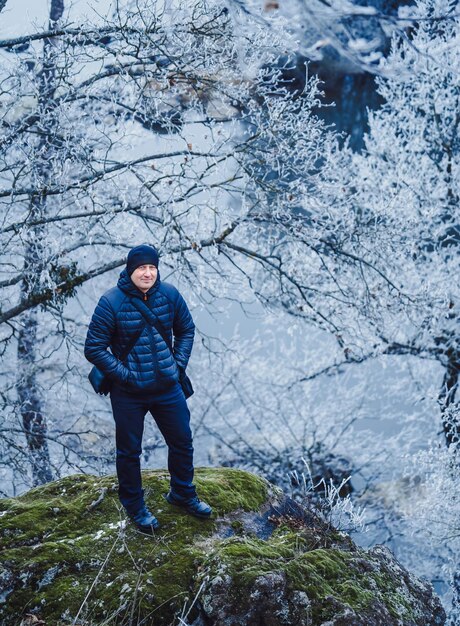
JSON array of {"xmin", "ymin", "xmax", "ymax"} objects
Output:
[{"xmin": 0, "ymin": 467, "xmax": 446, "ymax": 625}]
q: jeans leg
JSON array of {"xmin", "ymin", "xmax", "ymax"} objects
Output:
[
  {"xmin": 149, "ymin": 383, "xmax": 196, "ymax": 499},
  {"xmin": 110, "ymin": 389, "xmax": 148, "ymax": 512}
]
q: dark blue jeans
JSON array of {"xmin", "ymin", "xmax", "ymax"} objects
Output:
[{"xmin": 110, "ymin": 382, "xmax": 196, "ymax": 513}]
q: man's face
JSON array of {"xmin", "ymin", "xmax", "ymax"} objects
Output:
[{"xmin": 130, "ymin": 265, "xmax": 158, "ymax": 293}]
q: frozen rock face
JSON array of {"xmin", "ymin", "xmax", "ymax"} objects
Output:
[
  {"xmin": 279, "ymin": 0, "xmax": 415, "ymax": 149},
  {"xmin": 0, "ymin": 468, "xmax": 445, "ymax": 625}
]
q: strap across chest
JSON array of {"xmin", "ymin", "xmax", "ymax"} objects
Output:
[{"xmin": 130, "ymin": 296, "xmax": 174, "ymax": 357}]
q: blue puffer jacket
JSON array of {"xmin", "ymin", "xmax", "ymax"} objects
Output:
[{"xmin": 84, "ymin": 269, "xmax": 195, "ymax": 393}]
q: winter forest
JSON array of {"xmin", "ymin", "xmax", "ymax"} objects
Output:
[{"xmin": 1, "ymin": 0, "xmax": 459, "ymax": 623}]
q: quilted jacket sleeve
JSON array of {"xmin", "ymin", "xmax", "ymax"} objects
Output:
[
  {"xmin": 84, "ymin": 295, "xmax": 132, "ymax": 384},
  {"xmin": 172, "ymin": 290, "xmax": 195, "ymax": 370}
]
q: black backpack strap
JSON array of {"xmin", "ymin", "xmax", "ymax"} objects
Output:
[
  {"xmin": 119, "ymin": 317, "xmax": 146, "ymax": 361},
  {"xmin": 110, "ymin": 294, "xmax": 145, "ymax": 362},
  {"xmin": 130, "ymin": 297, "xmax": 174, "ymax": 356}
]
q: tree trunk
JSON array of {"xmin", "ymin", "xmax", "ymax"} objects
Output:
[
  {"xmin": 16, "ymin": 0, "xmax": 65, "ymax": 485},
  {"xmin": 17, "ymin": 308, "xmax": 53, "ymax": 485},
  {"xmin": 439, "ymin": 355, "xmax": 460, "ymax": 448}
]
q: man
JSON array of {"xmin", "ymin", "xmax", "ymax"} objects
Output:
[{"xmin": 84, "ymin": 244, "xmax": 211, "ymax": 533}]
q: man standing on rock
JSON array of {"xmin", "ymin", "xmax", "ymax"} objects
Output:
[{"xmin": 84, "ymin": 244, "xmax": 212, "ymax": 533}]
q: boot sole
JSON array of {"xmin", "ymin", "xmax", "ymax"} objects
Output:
[
  {"xmin": 134, "ymin": 522, "xmax": 160, "ymax": 534},
  {"xmin": 164, "ymin": 494, "xmax": 212, "ymax": 519}
]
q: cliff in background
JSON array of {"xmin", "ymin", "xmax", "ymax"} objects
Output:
[{"xmin": 297, "ymin": 0, "xmax": 414, "ymax": 150}]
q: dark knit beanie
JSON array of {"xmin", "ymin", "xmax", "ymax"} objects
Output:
[{"xmin": 127, "ymin": 244, "xmax": 159, "ymax": 275}]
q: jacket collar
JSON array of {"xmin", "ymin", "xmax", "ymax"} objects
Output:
[{"xmin": 117, "ymin": 267, "xmax": 161, "ymax": 299}]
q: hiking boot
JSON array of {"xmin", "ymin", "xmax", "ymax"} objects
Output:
[
  {"xmin": 164, "ymin": 491, "xmax": 212, "ymax": 519},
  {"xmin": 127, "ymin": 505, "xmax": 160, "ymax": 534}
]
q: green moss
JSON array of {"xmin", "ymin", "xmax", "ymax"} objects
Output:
[
  {"xmin": 183, "ymin": 466, "xmax": 268, "ymax": 513},
  {"xmin": 371, "ymin": 571, "xmax": 417, "ymax": 621},
  {"xmin": 198, "ymin": 531, "xmax": 416, "ymax": 623},
  {"xmin": 0, "ymin": 468, "xmax": 430, "ymax": 625},
  {"xmin": 230, "ymin": 520, "xmax": 244, "ymax": 535},
  {"xmin": 0, "ymin": 467, "xmax": 268, "ymax": 625}
]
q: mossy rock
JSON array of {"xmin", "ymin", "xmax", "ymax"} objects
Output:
[{"xmin": 0, "ymin": 467, "xmax": 445, "ymax": 625}]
